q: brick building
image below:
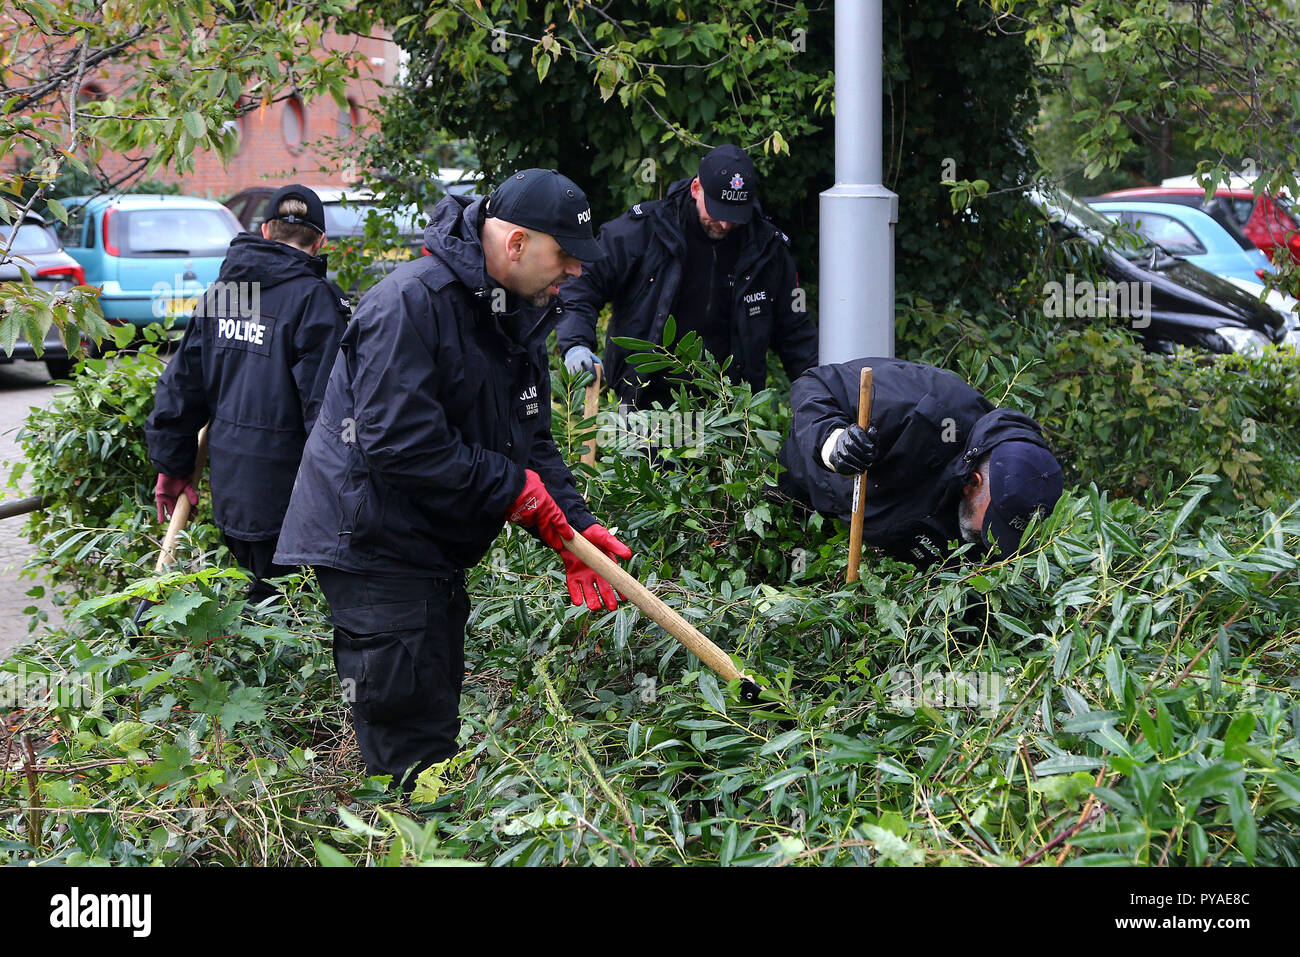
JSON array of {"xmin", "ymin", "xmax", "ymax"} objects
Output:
[
  {"xmin": 4, "ymin": 22, "xmax": 399, "ymax": 202},
  {"xmin": 140, "ymin": 32, "xmax": 400, "ymax": 200}
]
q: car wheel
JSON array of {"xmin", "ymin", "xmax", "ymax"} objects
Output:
[{"xmin": 44, "ymin": 357, "xmax": 77, "ymax": 380}]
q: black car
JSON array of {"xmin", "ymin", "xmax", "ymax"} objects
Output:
[{"xmin": 1029, "ymin": 188, "xmax": 1286, "ymax": 355}]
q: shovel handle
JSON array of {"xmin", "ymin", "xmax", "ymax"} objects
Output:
[
  {"xmin": 561, "ymin": 531, "xmax": 745, "ymax": 686},
  {"xmin": 155, "ymin": 425, "xmax": 210, "ymax": 572},
  {"xmin": 580, "ymin": 365, "xmax": 602, "ymax": 467},
  {"xmin": 846, "ymin": 366, "xmax": 874, "ymax": 583}
]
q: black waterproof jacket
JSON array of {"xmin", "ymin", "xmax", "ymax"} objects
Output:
[
  {"xmin": 777, "ymin": 357, "xmax": 1054, "ymax": 567},
  {"xmin": 273, "ymin": 194, "xmax": 596, "ymax": 576},
  {"xmin": 556, "ymin": 177, "xmax": 817, "ymax": 406},
  {"xmin": 146, "ymin": 234, "xmax": 351, "ymax": 540}
]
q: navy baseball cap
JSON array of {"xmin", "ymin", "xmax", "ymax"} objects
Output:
[
  {"xmin": 982, "ymin": 441, "xmax": 1064, "ymax": 554},
  {"xmin": 484, "ymin": 169, "xmax": 604, "ymax": 261},
  {"xmin": 263, "ymin": 184, "xmax": 325, "ymax": 234},
  {"xmin": 698, "ymin": 144, "xmax": 757, "ymax": 224}
]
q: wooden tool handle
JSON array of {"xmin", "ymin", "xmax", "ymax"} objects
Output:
[
  {"xmin": 155, "ymin": 424, "xmax": 210, "ymax": 572},
  {"xmin": 846, "ymin": 366, "xmax": 874, "ymax": 584},
  {"xmin": 562, "ymin": 531, "xmax": 744, "ymax": 685},
  {"xmin": 580, "ymin": 365, "xmax": 602, "ymax": 467}
]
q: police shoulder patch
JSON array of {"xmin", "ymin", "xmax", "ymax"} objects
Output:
[{"xmin": 629, "ymin": 203, "xmax": 645, "ymax": 217}]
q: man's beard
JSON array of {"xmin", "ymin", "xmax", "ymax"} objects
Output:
[
  {"xmin": 527, "ymin": 276, "xmax": 565, "ymax": 307},
  {"xmin": 958, "ymin": 495, "xmax": 983, "ymax": 545},
  {"xmin": 700, "ymin": 216, "xmax": 729, "ymax": 240}
]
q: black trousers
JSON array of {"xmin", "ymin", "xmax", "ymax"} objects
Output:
[
  {"xmin": 313, "ymin": 566, "xmax": 470, "ymax": 788},
  {"xmin": 223, "ymin": 534, "xmax": 297, "ymax": 603}
]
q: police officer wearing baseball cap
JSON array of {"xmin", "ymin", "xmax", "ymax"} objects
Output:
[
  {"xmin": 557, "ymin": 144, "xmax": 817, "ymax": 408},
  {"xmin": 776, "ymin": 357, "xmax": 1064, "ymax": 568},
  {"xmin": 275, "ymin": 169, "xmax": 632, "ymax": 789},
  {"xmin": 147, "ymin": 184, "xmax": 350, "ymax": 601}
]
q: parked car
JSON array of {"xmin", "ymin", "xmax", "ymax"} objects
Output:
[
  {"xmin": 57, "ymin": 194, "xmax": 242, "ymax": 328},
  {"xmin": 1028, "ymin": 187, "xmax": 1286, "ymax": 355},
  {"xmin": 224, "ymin": 185, "xmax": 427, "ymax": 256},
  {"xmin": 1100, "ymin": 181, "xmax": 1300, "ymax": 269},
  {"xmin": 0, "ymin": 212, "xmax": 98, "ymax": 379},
  {"xmin": 1086, "ymin": 200, "xmax": 1274, "ymax": 285}
]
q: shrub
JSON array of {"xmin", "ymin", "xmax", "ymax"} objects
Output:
[{"xmin": 3, "ymin": 328, "xmax": 1299, "ymax": 866}]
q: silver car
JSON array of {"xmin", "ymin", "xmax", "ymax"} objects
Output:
[{"xmin": 0, "ymin": 213, "xmax": 95, "ymax": 379}]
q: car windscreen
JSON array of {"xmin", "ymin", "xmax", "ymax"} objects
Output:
[
  {"xmin": 323, "ymin": 202, "xmax": 423, "ymax": 237},
  {"xmin": 116, "ymin": 208, "xmax": 239, "ymax": 257},
  {"xmin": 0, "ymin": 222, "xmax": 59, "ymax": 255}
]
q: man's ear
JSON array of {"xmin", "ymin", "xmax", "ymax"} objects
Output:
[
  {"xmin": 964, "ymin": 469, "xmax": 983, "ymax": 493},
  {"xmin": 689, "ymin": 177, "xmax": 701, "ymax": 198},
  {"xmin": 506, "ymin": 227, "xmax": 528, "ymax": 262},
  {"xmin": 260, "ymin": 222, "xmax": 272, "ymax": 240}
]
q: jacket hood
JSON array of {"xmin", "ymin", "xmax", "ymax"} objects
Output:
[
  {"xmin": 422, "ymin": 193, "xmax": 562, "ymax": 343},
  {"xmin": 218, "ymin": 233, "xmax": 326, "ymax": 287},
  {"xmin": 422, "ymin": 194, "xmax": 491, "ymax": 292},
  {"xmin": 944, "ymin": 408, "xmax": 1052, "ymax": 488}
]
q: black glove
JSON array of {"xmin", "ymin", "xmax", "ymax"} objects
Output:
[{"xmin": 828, "ymin": 424, "xmax": 878, "ymax": 475}]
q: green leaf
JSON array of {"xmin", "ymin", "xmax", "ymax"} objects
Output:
[
  {"xmin": 188, "ymin": 669, "xmax": 230, "ymax": 717},
  {"xmin": 1182, "ymin": 762, "xmax": 1245, "ymax": 802},
  {"xmin": 759, "ymin": 729, "xmax": 806, "ymax": 755},
  {"xmin": 45, "ymin": 197, "xmax": 68, "ymax": 224},
  {"xmin": 314, "ymin": 840, "xmax": 353, "ymax": 867},
  {"xmin": 220, "ymin": 685, "xmax": 266, "ymax": 727},
  {"xmin": 182, "ymin": 110, "xmax": 206, "ymax": 140},
  {"xmin": 697, "ymin": 671, "xmax": 725, "ymax": 714},
  {"xmin": 1225, "ymin": 785, "xmax": 1257, "ymax": 864}
]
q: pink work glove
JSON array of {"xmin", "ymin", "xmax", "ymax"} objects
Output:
[
  {"xmin": 155, "ymin": 473, "xmax": 198, "ymax": 523},
  {"xmin": 561, "ymin": 523, "xmax": 633, "ymax": 611},
  {"xmin": 506, "ymin": 469, "xmax": 574, "ymax": 551}
]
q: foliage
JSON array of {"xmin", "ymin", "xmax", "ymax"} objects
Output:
[
  {"xmin": 897, "ymin": 298, "xmax": 1300, "ymax": 512},
  {"xmin": 3, "ymin": 330, "xmax": 1299, "ymax": 866},
  {"xmin": 989, "ymin": 0, "xmax": 1300, "ymax": 195},
  {"xmin": 1, "ymin": 0, "xmax": 370, "ymax": 355},
  {"xmin": 363, "ymin": 0, "xmax": 1042, "ymax": 313},
  {"xmin": 5, "ymin": 325, "xmax": 221, "ymax": 618}
]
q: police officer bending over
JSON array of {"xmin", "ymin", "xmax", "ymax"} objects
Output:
[
  {"xmin": 558, "ymin": 144, "xmax": 817, "ymax": 408},
  {"xmin": 274, "ymin": 169, "xmax": 632, "ymax": 788},
  {"xmin": 147, "ymin": 185, "xmax": 351, "ymax": 601},
  {"xmin": 777, "ymin": 357, "xmax": 1065, "ymax": 568}
]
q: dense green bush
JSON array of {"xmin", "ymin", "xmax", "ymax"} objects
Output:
[
  {"xmin": 2, "ymin": 326, "xmax": 1298, "ymax": 866},
  {"xmin": 5, "ymin": 327, "xmax": 221, "ymax": 613},
  {"xmin": 897, "ymin": 299, "xmax": 1300, "ymax": 512}
]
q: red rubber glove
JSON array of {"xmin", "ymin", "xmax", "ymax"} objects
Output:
[
  {"xmin": 506, "ymin": 469, "xmax": 573, "ymax": 551},
  {"xmin": 155, "ymin": 473, "xmax": 198, "ymax": 523},
  {"xmin": 561, "ymin": 524, "xmax": 633, "ymax": 610}
]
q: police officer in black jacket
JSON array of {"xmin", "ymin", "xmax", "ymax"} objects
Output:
[
  {"xmin": 557, "ymin": 144, "xmax": 817, "ymax": 408},
  {"xmin": 778, "ymin": 357, "xmax": 1064, "ymax": 568},
  {"xmin": 147, "ymin": 185, "xmax": 350, "ymax": 601},
  {"xmin": 274, "ymin": 169, "xmax": 632, "ymax": 787}
]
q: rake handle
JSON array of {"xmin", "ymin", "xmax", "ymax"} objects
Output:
[
  {"xmin": 561, "ymin": 531, "xmax": 745, "ymax": 686},
  {"xmin": 846, "ymin": 366, "xmax": 874, "ymax": 584}
]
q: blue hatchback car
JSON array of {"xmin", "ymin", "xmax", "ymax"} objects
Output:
[
  {"xmin": 57, "ymin": 194, "xmax": 242, "ymax": 328},
  {"xmin": 1087, "ymin": 200, "xmax": 1274, "ymax": 286}
]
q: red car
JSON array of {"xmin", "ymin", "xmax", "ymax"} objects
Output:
[{"xmin": 1097, "ymin": 184, "xmax": 1300, "ymax": 268}]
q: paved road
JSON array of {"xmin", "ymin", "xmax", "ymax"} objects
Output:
[{"xmin": 0, "ymin": 361, "xmax": 66, "ymax": 658}]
